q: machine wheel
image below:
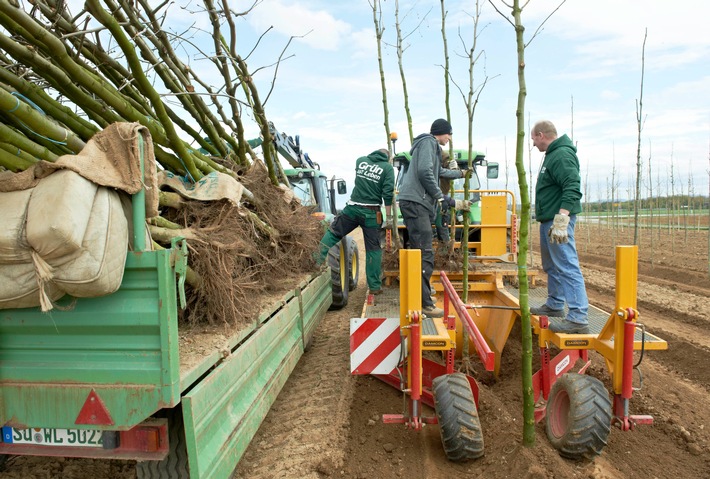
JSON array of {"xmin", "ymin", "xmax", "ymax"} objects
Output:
[
  {"xmin": 328, "ymin": 241, "xmax": 349, "ymax": 310},
  {"xmin": 346, "ymin": 237, "xmax": 359, "ymax": 292},
  {"xmin": 432, "ymin": 373, "xmax": 484, "ymax": 462},
  {"xmin": 136, "ymin": 410, "xmax": 189, "ymax": 478},
  {"xmin": 546, "ymin": 373, "xmax": 612, "ymax": 460}
]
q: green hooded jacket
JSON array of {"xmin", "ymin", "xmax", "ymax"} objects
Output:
[
  {"xmin": 348, "ymin": 149, "xmax": 395, "ymax": 206},
  {"xmin": 535, "ymin": 134, "xmax": 582, "ymax": 222}
]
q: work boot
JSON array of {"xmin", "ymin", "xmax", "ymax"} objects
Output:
[
  {"xmin": 369, "ymin": 289, "xmax": 383, "ymax": 295},
  {"xmin": 530, "ymin": 304, "xmax": 565, "ymax": 317},
  {"xmin": 422, "ymin": 305, "xmax": 445, "ymax": 318},
  {"xmin": 548, "ymin": 318, "xmax": 590, "ymax": 334}
]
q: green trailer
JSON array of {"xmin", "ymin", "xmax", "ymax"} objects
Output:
[{"xmin": 0, "ymin": 136, "xmax": 332, "ymax": 478}]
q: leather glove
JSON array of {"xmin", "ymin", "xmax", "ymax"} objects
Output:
[
  {"xmin": 448, "ymin": 159, "xmax": 458, "ymax": 170},
  {"xmin": 384, "ymin": 218, "xmax": 394, "ymax": 229},
  {"xmin": 548, "ymin": 213, "xmax": 570, "ymax": 244},
  {"xmin": 454, "ymin": 199, "xmax": 471, "ymax": 210}
]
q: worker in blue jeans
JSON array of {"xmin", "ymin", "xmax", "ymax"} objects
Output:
[{"xmin": 530, "ymin": 120, "xmax": 589, "ymax": 334}]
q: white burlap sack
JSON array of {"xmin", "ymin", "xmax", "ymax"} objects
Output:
[
  {"xmin": 0, "ymin": 262, "xmax": 64, "ymax": 310},
  {"xmin": 50, "ymin": 187, "xmax": 128, "ymax": 297},
  {"xmin": 26, "ymin": 169, "xmax": 98, "ymax": 260},
  {"xmin": 0, "ymin": 188, "xmax": 33, "ymax": 264}
]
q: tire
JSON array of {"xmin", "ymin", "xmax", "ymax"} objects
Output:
[
  {"xmin": 328, "ymin": 241, "xmax": 349, "ymax": 310},
  {"xmin": 545, "ymin": 373, "xmax": 612, "ymax": 461},
  {"xmin": 346, "ymin": 237, "xmax": 359, "ymax": 292},
  {"xmin": 432, "ymin": 373, "xmax": 484, "ymax": 462},
  {"xmin": 136, "ymin": 409, "xmax": 190, "ymax": 479}
]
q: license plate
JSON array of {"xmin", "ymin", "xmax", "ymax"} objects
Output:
[{"xmin": 2, "ymin": 426, "xmax": 103, "ymax": 448}]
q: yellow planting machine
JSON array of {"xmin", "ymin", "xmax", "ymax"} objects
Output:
[{"xmin": 350, "ymin": 167, "xmax": 668, "ymax": 461}]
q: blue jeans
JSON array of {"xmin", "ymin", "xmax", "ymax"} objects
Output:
[{"xmin": 539, "ymin": 215, "xmax": 588, "ymax": 324}]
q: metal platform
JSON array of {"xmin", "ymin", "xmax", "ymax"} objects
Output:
[
  {"xmin": 511, "ymin": 285, "xmax": 666, "ymax": 344},
  {"xmin": 362, "ymin": 284, "xmax": 666, "ymax": 345}
]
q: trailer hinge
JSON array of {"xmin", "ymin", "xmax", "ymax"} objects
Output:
[{"xmin": 171, "ymin": 237, "xmax": 188, "ymax": 309}]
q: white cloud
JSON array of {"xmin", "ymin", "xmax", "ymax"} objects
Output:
[{"xmin": 248, "ymin": 0, "xmax": 353, "ymax": 51}]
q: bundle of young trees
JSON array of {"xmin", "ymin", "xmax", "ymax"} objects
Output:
[{"xmin": 0, "ymin": 0, "xmax": 322, "ymax": 326}]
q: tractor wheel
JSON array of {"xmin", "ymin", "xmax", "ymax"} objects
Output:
[
  {"xmin": 432, "ymin": 373, "xmax": 484, "ymax": 462},
  {"xmin": 347, "ymin": 237, "xmax": 360, "ymax": 292},
  {"xmin": 136, "ymin": 410, "xmax": 189, "ymax": 478},
  {"xmin": 546, "ymin": 373, "xmax": 613, "ymax": 460},
  {"xmin": 328, "ymin": 241, "xmax": 349, "ymax": 310}
]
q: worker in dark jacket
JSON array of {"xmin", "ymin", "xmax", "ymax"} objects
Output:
[
  {"xmin": 398, "ymin": 119, "xmax": 469, "ymax": 318},
  {"xmin": 530, "ymin": 120, "xmax": 589, "ymax": 334},
  {"xmin": 435, "ymin": 149, "xmax": 459, "ymax": 243},
  {"xmin": 319, "ymin": 149, "xmax": 395, "ymax": 294}
]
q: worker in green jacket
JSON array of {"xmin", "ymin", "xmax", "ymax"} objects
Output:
[
  {"xmin": 319, "ymin": 148, "xmax": 395, "ymax": 294},
  {"xmin": 530, "ymin": 120, "xmax": 589, "ymax": 334}
]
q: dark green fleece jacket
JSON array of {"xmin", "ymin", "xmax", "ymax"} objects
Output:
[
  {"xmin": 348, "ymin": 149, "xmax": 395, "ymax": 206},
  {"xmin": 535, "ymin": 134, "xmax": 582, "ymax": 222}
]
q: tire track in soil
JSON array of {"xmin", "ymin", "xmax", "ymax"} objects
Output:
[{"xmin": 233, "ymin": 231, "xmax": 367, "ymax": 479}]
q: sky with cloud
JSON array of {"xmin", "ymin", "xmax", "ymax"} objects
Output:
[
  {"xmin": 231, "ymin": 0, "xmax": 709, "ymax": 206},
  {"xmin": 53, "ymin": 0, "xmax": 709, "ymax": 206}
]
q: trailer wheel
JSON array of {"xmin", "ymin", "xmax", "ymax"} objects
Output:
[
  {"xmin": 136, "ymin": 410, "xmax": 189, "ymax": 479},
  {"xmin": 546, "ymin": 373, "xmax": 612, "ymax": 460},
  {"xmin": 328, "ymin": 241, "xmax": 349, "ymax": 310},
  {"xmin": 347, "ymin": 237, "xmax": 359, "ymax": 292},
  {"xmin": 432, "ymin": 373, "xmax": 484, "ymax": 462}
]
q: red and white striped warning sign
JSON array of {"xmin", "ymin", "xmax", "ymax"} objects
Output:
[{"xmin": 350, "ymin": 317, "xmax": 403, "ymax": 375}]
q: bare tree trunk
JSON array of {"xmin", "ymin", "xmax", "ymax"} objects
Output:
[
  {"xmin": 584, "ymin": 160, "xmax": 590, "ymax": 252},
  {"xmin": 611, "ymin": 155, "xmax": 617, "ymax": 247},
  {"xmin": 634, "ymin": 29, "xmax": 647, "ymax": 245},
  {"xmin": 489, "ymin": 0, "xmax": 567, "ymax": 447},
  {"xmin": 670, "ymin": 155, "xmax": 676, "ymax": 254},
  {"xmin": 647, "ymin": 141, "xmax": 654, "ymax": 265},
  {"xmin": 394, "ymin": 0, "xmax": 418, "ymax": 144},
  {"xmin": 510, "ymin": 0, "xmax": 534, "ymax": 447},
  {"xmin": 450, "ymin": 2, "xmax": 487, "ymax": 304},
  {"xmin": 441, "ymin": 0, "xmax": 453, "ymax": 159},
  {"xmin": 370, "ymin": 0, "xmax": 392, "ymax": 154},
  {"xmin": 370, "ymin": 0, "xmax": 400, "ymax": 250}
]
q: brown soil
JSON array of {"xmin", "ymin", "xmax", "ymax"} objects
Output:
[{"xmin": 3, "ymin": 224, "xmax": 710, "ymax": 478}]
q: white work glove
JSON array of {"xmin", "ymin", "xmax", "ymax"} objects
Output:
[
  {"xmin": 548, "ymin": 213, "xmax": 570, "ymax": 244},
  {"xmin": 448, "ymin": 159, "xmax": 458, "ymax": 169},
  {"xmin": 383, "ymin": 217, "xmax": 394, "ymax": 229},
  {"xmin": 454, "ymin": 199, "xmax": 471, "ymax": 211}
]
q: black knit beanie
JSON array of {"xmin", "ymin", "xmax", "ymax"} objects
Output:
[{"xmin": 430, "ymin": 118, "xmax": 452, "ymax": 136}]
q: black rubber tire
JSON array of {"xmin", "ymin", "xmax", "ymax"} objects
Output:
[
  {"xmin": 136, "ymin": 410, "xmax": 190, "ymax": 479},
  {"xmin": 346, "ymin": 236, "xmax": 359, "ymax": 292},
  {"xmin": 545, "ymin": 373, "xmax": 612, "ymax": 461},
  {"xmin": 327, "ymin": 241, "xmax": 349, "ymax": 310},
  {"xmin": 432, "ymin": 373, "xmax": 484, "ymax": 462}
]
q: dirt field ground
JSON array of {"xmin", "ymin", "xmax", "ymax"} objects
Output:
[{"xmin": 2, "ymin": 220, "xmax": 709, "ymax": 478}]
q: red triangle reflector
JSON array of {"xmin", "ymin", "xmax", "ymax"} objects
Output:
[{"xmin": 75, "ymin": 389, "xmax": 114, "ymax": 425}]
